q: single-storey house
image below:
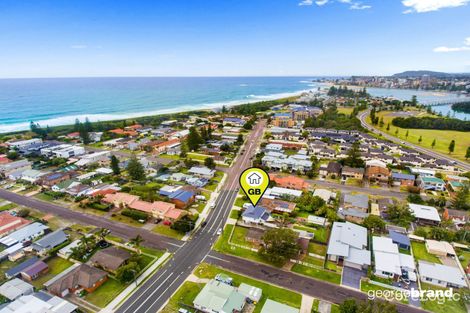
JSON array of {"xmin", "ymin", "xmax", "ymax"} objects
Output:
[
  {"xmin": 0, "ymin": 212, "xmax": 31, "ymax": 237},
  {"xmin": 0, "ymin": 278, "xmax": 34, "ymax": 300},
  {"xmin": 188, "ymin": 166, "xmax": 215, "ymax": 179},
  {"xmin": 341, "ymin": 167, "xmax": 364, "ymax": 180},
  {"xmin": 425, "ymin": 239, "xmax": 456, "ymax": 257},
  {"xmin": 408, "ymin": 203, "xmax": 441, "ymax": 225},
  {"xmin": 30, "ymin": 229, "xmax": 68, "ymax": 256},
  {"xmin": 417, "ymin": 176, "xmax": 446, "ymax": 191},
  {"xmin": 45, "ymin": 263, "xmax": 108, "ymax": 297},
  {"xmin": 20, "ymin": 260, "xmax": 49, "ymax": 281},
  {"xmin": 0, "ymin": 222, "xmax": 49, "ymax": 247},
  {"xmin": 261, "ymin": 299, "xmax": 299, "ymax": 313},
  {"xmin": 90, "ymin": 246, "xmax": 131, "ymax": 273},
  {"xmin": 193, "ymin": 279, "xmax": 246, "ymax": 313},
  {"xmin": 242, "ymin": 205, "xmax": 271, "ymax": 225},
  {"xmin": 372, "ymin": 236, "xmax": 415, "ymax": 280},
  {"xmin": 388, "ymin": 230, "xmax": 411, "ymax": 250},
  {"xmin": 327, "ymin": 222, "xmax": 371, "ymax": 270},
  {"xmin": 418, "ymin": 261, "xmax": 467, "ymax": 288},
  {"xmin": 313, "ymin": 189, "xmax": 335, "ymax": 203},
  {"xmin": 0, "ymin": 291, "xmax": 77, "ymax": 313},
  {"xmin": 391, "ymin": 172, "xmax": 415, "ymax": 187}
]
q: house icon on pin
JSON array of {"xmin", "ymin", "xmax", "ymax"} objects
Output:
[{"xmin": 247, "ymin": 172, "xmax": 262, "ymax": 185}]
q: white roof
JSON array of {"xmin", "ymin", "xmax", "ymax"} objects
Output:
[
  {"xmin": 373, "ymin": 236, "xmax": 398, "ymax": 254},
  {"xmin": 96, "ymin": 167, "xmax": 113, "ymax": 174},
  {"xmin": 313, "ymin": 189, "xmax": 332, "ymax": 202},
  {"xmin": 366, "ymin": 159, "xmax": 387, "ymax": 168},
  {"xmin": 0, "ymin": 222, "xmax": 48, "ymax": 247},
  {"xmin": 188, "ymin": 166, "xmax": 215, "ymax": 176},
  {"xmin": 0, "ymin": 293, "xmax": 77, "ymax": 313},
  {"xmin": 0, "ymin": 279, "xmax": 33, "ymax": 300},
  {"xmin": 399, "ymin": 253, "xmax": 415, "ymax": 271},
  {"xmin": 374, "ymin": 250, "xmax": 401, "ymax": 275},
  {"xmin": 408, "ymin": 203, "xmax": 441, "ymax": 222},
  {"xmin": 267, "ymin": 187, "xmax": 302, "ymax": 198},
  {"xmin": 418, "ymin": 261, "xmax": 467, "ymax": 288},
  {"xmin": 327, "ymin": 222, "xmax": 368, "ymax": 261},
  {"xmin": 425, "ymin": 240, "xmax": 456, "ymax": 255},
  {"xmin": 346, "ymin": 247, "xmax": 371, "ymax": 266}
]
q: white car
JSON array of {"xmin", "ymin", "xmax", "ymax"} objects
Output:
[{"xmin": 216, "ymin": 228, "xmax": 223, "ymax": 235}]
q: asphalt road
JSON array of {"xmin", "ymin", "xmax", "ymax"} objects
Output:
[{"xmin": 358, "ymin": 110, "xmax": 470, "ymax": 171}]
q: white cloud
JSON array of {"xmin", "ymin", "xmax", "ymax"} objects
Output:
[
  {"xmin": 300, "ymin": 0, "xmax": 371, "ymax": 9},
  {"xmin": 350, "ymin": 2, "xmax": 372, "ymax": 9},
  {"xmin": 434, "ymin": 36, "xmax": 470, "ymax": 52},
  {"xmin": 299, "ymin": 0, "xmax": 313, "ymax": 5},
  {"xmin": 70, "ymin": 44, "xmax": 88, "ymax": 49},
  {"xmin": 402, "ymin": 0, "xmax": 469, "ymax": 13}
]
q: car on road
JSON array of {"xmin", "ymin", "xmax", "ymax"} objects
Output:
[
  {"xmin": 201, "ymin": 221, "xmax": 207, "ymax": 227},
  {"xmin": 216, "ymin": 228, "xmax": 222, "ymax": 235}
]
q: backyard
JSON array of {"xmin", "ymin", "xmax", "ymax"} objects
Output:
[
  {"xmin": 411, "ymin": 242, "xmax": 441, "ymax": 263},
  {"xmin": 85, "ymin": 277, "xmax": 127, "ymax": 308},
  {"xmin": 153, "ymin": 223, "xmax": 184, "ymax": 240},
  {"xmin": 32, "ymin": 257, "xmax": 74, "ymax": 289}
]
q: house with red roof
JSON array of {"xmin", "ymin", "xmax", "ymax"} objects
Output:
[
  {"xmin": 269, "ymin": 174, "xmax": 309, "ymax": 190},
  {"xmin": 102, "ymin": 192, "xmax": 139, "ymax": 208},
  {"xmin": 0, "ymin": 212, "xmax": 31, "ymax": 237}
]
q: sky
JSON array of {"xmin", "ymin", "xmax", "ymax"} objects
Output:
[{"xmin": 0, "ymin": 0, "xmax": 469, "ymax": 78}]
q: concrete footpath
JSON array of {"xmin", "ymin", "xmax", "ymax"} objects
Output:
[{"xmin": 100, "ymin": 252, "xmax": 171, "ymax": 313}]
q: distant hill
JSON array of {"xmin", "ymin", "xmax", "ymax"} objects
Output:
[{"xmin": 392, "ymin": 70, "xmax": 470, "ymax": 78}]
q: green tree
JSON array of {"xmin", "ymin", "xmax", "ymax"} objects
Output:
[
  {"xmin": 127, "ymin": 156, "xmax": 146, "ymax": 181},
  {"xmin": 405, "ymin": 130, "xmax": 409, "ymax": 139},
  {"xmin": 129, "ymin": 234, "xmax": 144, "ymax": 254},
  {"xmin": 411, "ymin": 95, "xmax": 418, "ymax": 106},
  {"xmin": 431, "ymin": 139, "xmax": 436, "ymax": 149},
  {"xmin": 204, "ymin": 157, "xmax": 216, "ymax": 169},
  {"xmin": 448, "ymin": 139, "xmax": 455, "ymax": 154},
  {"xmin": 379, "ymin": 117, "xmax": 384, "ymax": 128},
  {"xmin": 363, "ymin": 215, "xmax": 386, "ymax": 232},
  {"xmin": 418, "ymin": 135, "xmax": 422, "ymax": 144},
  {"xmin": 387, "ymin": 204, "xmax": 415, "ymax": 227},
  {"xmin": 116, "ymin": 261, "xmax": 141, "ymax": 283},
  {"xmin": 386, "ymin": 123, "xmax": 390, "ymax": 131},
  {"xmin": 110, "ymin": 155, "xmax": 121, "ymax": 175},
  {"xmin": 78, "ymin": 123, "xmax": 90, "ymax": 144},
  {"xmin": 343, "ymin": 141, "xmax": 365, "ymax": 168},
  {"xmin": 259, "ymin": 228, "xmax": 300, "ymax": 266},
  {"xmin": 466, "ymin": 146, "xmax": 470, "ymax": 160},
  {"xmin": 394, "ymin": 128, "xmax": 399, "ymax": 136},
  {"xmin": 187, "ymin": 127, "xmax": 203, "ymax": 151},
  {"xmin": 451, "ymin": 182, "xmax": 470, "ymax": 211},
  {"xmin": 171, "ymin": 214, "xmax": 196, "ymax": 233},
  {"xmin": 339, "ymin": 298, "xmax": 358, "ymax": 313},
  {"xmin": 6, "ymin": 151, "xmax": 19, "ymax": 160}
]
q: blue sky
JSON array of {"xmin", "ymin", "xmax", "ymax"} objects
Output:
[{"xmin": 0, "ymin": 0, "xmax": 469, "ymax": 77}]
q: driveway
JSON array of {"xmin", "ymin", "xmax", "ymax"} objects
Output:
[{"xmin": 341, "ymin": 266, "xmax": 366, "ymax": 289}]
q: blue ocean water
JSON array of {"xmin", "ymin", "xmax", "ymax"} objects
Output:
[
  {"xmin": 0, "ymin": 77, "xmax": 320, "ymax": 133},
  {"xmin": 0, "ymin": 77, "xmax": 468, "ymax": 133}
]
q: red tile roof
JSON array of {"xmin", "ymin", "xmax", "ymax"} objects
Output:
[{"xmin": 0, "ymin": 212, "xmax": 31, "ymax": 235}]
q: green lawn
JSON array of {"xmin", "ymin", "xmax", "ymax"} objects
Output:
[
  {"xmin": 152, "ymin": 224, "xmax": 184, "ymax": 240},
  {"xmin": 302, "ymin": 255, "xmax": 324, "ymax": 267},
  {"xmin": 140, "ymin": 246, "xmax": 164, "ymax": 258},
  {"xmin": 229, "ymin": 210, "xmax": 240, "ymax": 219},
  {"xmin": 367, "ymin": 111, "xmax": 470, "ymax": 162},
  {"xmin": 457, "ymin": 249, "xmax": 470, "ymax": 269},
  {"xmin": 293, "ymin": 225, "xmax": 328, "ymax": 243},
  {"xmin": 234, "ymin": 196, "xmax": 247, "ymax": 208},
  {"xmin": 337, "ymin": 107, "xmax": 354, "ymax": 115},
  {"xmin": 291, "ymin": 263, "xmax": 341, "ymax": 285},
  {"xmin": 160, "ymin": 281, "xmax": 204, "ymax": 313},
  {"xmin": 213, "ymin": 225, "xmax": 272, "ymax": 265},
  {"xmin": 110, "ymin": 214, "xmax": 145, "ymax": 227},
  {"xmin": 420, "ymin": 283, "xmax": 467, "ymax": 313},
  {"xmin": 231, "ymin": 226, "xmax": 258, "ymax": 248},
  {"xmin": 32, "ymin": 257, "xmax": 74, "ymax": 289},
  {"xmin": 0, "ymin": 203, "xmax": 16, "ymax": 211},
  {"xmin": 308, "ymin": 242, "xmax": 327, "ymax": 256},
  {"xmin": 85, "ymin": 277, "xmax": 127, "ymax": 308},
  {"xmin": 360, "ymin": 281, "xmax": 408, "ymax": 304},
  {"xmin": 411, "ymin": 242, "xmax": 441, "ymax": 263},
  {"xmin": 194, "ymin": 263, "xmax": 302, "ymax": 313}
]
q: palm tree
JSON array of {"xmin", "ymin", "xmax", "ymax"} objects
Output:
[
  {"xmin": 130, "ymin": 234, "xmax": 144, "ymax": 254},
  {"xmin": 96, "ymin": 228, "xmax": 109, "ymax": 241}
]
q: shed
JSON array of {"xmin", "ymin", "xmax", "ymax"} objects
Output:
[{"xmin": 238, "ymin": 283, "xmax": 262, "ymax": 302}]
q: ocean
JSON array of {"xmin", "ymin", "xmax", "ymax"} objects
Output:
[{"xmin": 0, "ymin": 77, "xmax": 468, "ymax": 133}]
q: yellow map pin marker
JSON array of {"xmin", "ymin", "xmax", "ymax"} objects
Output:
[{"xmin": 239, "ymin": 167, "xmax": 270, "ymax": 207}]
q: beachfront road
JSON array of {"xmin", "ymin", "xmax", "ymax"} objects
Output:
[{"xmin": 358, "ymin": 110, "xmax": 470, "ymax": 171}]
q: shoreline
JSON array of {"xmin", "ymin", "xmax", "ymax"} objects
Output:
[{"xmin": 0, "ymin": 87, "xmax": 316, "ymax": 134}]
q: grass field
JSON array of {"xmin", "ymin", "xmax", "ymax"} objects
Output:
[
  {"xmin": 160, "ymin": 281, "xmax": 204, "ymax": 313},
  {"xmin": 32, "ymin": 257, "xmax": 74, "ymax": 289},
  {"xmin": 85, "ymin": 278, "xmax": 127, "ymax": 308},
  {"xmin": 420, "ymin": 283, "xmax": 467, "ymax": 313},
  {"xmin": 337, "ymin": 107, "xmax": 354, "ymax": 115},
  {"xmin": 291, "ymin": 263, "xmax": 341, "ymax": 285},
  {"xmin": 367, "ymin": 111, "xmax": 470, "ymax": 161},
  {"xmin": 411, "ymin": 242, "xmax": 441, "ymax": 263},
  {"xmin": 308, "ymin": 242, "xmax": 327, "ymax": 256},
  {"xmin": 152, "ymin": 224, "xmax": 184, "ymax": 240},
  {"xmin": 194, "ymin": 263, "xmax": 302, "ymax": 313}
]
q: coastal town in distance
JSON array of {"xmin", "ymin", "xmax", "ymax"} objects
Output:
[{"xmin": 1, "ymin": 1, "xmax": 470, "ymax": 313}]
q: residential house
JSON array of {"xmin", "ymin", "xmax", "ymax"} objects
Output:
[
  {"xmin": 20, "ymin": 260, "xmax": 49, "ymax": 281},
  {"xmin": 0, "ymin": 212, "xmax": 31, "ymax": 237},
  {"xmin": 408, "ymin": 203, "xmax": 441, "ymax": 225},
  {"xmin": 188, "ymin": 166, "xmax": 216, "ymax": 179},
  {"xmin": 7, "ymin": 138, "xmax": 43, "ymax": 150},
  {"xmin": 242, "ymin": 205, "xmax": 271, "ymax": 225},
  {"xmin": 262, "ymin": 153, "xmax": 312, "ymax": 173},
  {"xmin": 90, "ymin": 247, "xmax": 131, "ymax": 273},
  {"xmin": 376, "ymin": 198, "xmax": 394, "ymax": 215},
  {"xmin": 168, "ymin": 189, "xmax": 196, "ymax": 209},
  {"xmin": 103, "ymin": 192, "xmax": 139, "ymax": 208},
  {"xmin": 259, "ymin": 198, "xmax": 296, "ymax": 214},
  {"xmin": 0, "ymin": 278, "xmax": 34, "ymax": 300},
  {"xmin": 417, "ymin": 176, "xmax": 446, "ymax": 191},
  {"xmin": 388, "ymin": 230, "xmax": 411, "ymax": 250},
  {"xmin": 410, "ymin": 167, "xmax": 435, "ymax": 177},
  {"xmin": 425, "ymin": 240, "xmax": 456, "ymax": 257},
  {"xmin": 341, "ymin": 167, "xmax": 364, "ymax": 180},
  {"xmin": 0, "ymin": 291, "xmax": 77, "ymax": 313},
  {"xmin": 40, "ymin": 172, "xmax": 72, "ymax": 188},
  {"xmin": 443, "ymin": 208, "xmax": 469, "ymax": 228},
  {"xmin": 319, "ymin": 162, "xmax": 342, "ymax": 178},
  {"xmin": 269, "ymin": 174, "xmax": 309, "ymax": 190},
  {"xmin": 264, "ymin": 187, "xmax": 302, "ymax": 199},
  {"xmin": 30, "ymin": 229, "xmax": 68, "ymax": 256},
  {"xmin": 238, "ymin": 283, "xmax": 262, "ymax": 303},
  {"xmin": 0, "ymin": 160, "xmax": 32, "ymax": 178},
  {"xmin": 193, "ymin": 279, "xmax": 246, "ymax": 313},
  {"xmin": 372, "ymin": 236, "xmax": 416, "ymax": 280},
  {"xmin": 418, "ymin": 261, "xmax": 467, "ymax": 288},
  {"xmin": 313, "ymin": 189, "xmax": 335, "ymax": 203},
  {"xmin": 75, "ymin": 151, "xmax": 110, "ymax": 167},
  {"xmin": 365, "ymin": 166, "xmax": 390, "ymax": 183},
  {"xmin": 5, "ymin": 257, "xmax": 40, "ymax": 279},
  {"xmin": 271, "ymin": 112, "xmax": 295, "ymax": 128},
  {"xmin": 327, "ymin": 222, "xmax": 371, "ymax": 270},
  {"xmin": 343, "ymin": 194, "xmax": 369, "ymax": 212},
  {"xmin": 223, "ymin": 117, "xmax": 246, "ymax": 127},
  {"xmin": 391, "ymin": 172, "xmax": 415, "ymax": 187},
  {"xmin": 20, "ymin": 169, "xmax": 47, "ymax": 183},
  {"xmin": 0, "ymin": 222, "xmax": 49, "ymax": 247},
  {"xmin": 45, "ymin": 263, "xmax": 108, "ymax": 297}
]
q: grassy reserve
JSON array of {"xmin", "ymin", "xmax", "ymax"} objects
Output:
[{"xmin": 367, "ymin": 111, "xmax": 470, "ymax": 161}]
